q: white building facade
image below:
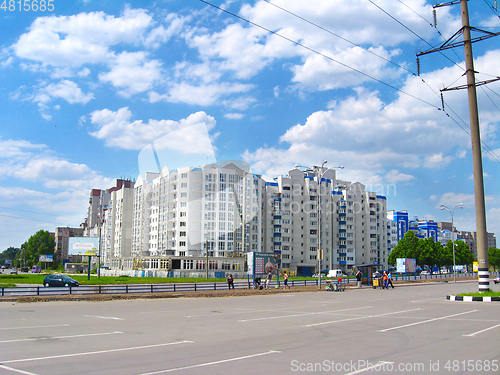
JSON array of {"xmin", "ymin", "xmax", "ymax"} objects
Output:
[{"xmin": 131, "ymin": 161, "xmax": 264, "ymax": 262}]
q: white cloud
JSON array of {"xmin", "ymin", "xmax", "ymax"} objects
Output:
[
  {"xmin": 99, "ymin": 52, "xmax": 162, "ymax": 97},
  {"xmin": 150, "ymin": 81, "xmax": 254, "ymax": 106},
  {"xmin": 385, "ymin": 170, "xmax": 416, "ymax": 184},
  {"xmin": 42, "ymin": 80, "xmax": 93, "ymax": 104},
  {"xmin": 13, "ymin": 7, "xmax": 153, "ymax": 68},
  {"xmin": 224, "ymin": 113, "xmax": 245, "ymax": 120},
  {"xmin": 89, "ymin": 107, "xmax": 217, "ymax": 151}
]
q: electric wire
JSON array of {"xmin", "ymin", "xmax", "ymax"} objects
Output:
[
  {"xmin": 263, "ymin": 0, "xmax": 416, "ymax": 76},
  {"xmin": 199, "ymin": 0, "xmax": 500, "ymax": 163},
  {"xmin": 198, "ymin": 0, "xmax": 441, "ymax": 110}
]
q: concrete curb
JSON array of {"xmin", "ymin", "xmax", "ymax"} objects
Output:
[{"xmin": 447, "ymin": 295, "xmax": 500, "ymax": 302}]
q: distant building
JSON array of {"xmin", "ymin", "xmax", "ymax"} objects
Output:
[{"xmin": 54, "ymin": 227, "xmax": 84, "ymax": 264}]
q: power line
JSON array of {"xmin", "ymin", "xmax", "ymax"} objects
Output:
[
  {"xmin": 198, "ymin": 0, "xmax": 500, "ymax": 163},
  {"xmin": 0, "ymin": 206, "xmax": 62, "ymax": 217},
  {"xmin": 263, "ymin": 0, "xmax": 416, "ymax": 76},
  {"xmin": 198, "ymin": 0, "xmax": 441, "ymax": 109},
  {"xmin": 0, "ymin": 213, "xmax": 59, "ymax": 224}
]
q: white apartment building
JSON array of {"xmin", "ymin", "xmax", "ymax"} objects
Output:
[
  {"xmin": 83, "ymin": 179, "xmax": 134, "ymax": 268},
  {"xmin": 131, "ymin": 161, "xmax": 264, "ymax": 261},
  {"xmin": 101, "ymin": 185, "xmax": 134, "ymax": 268},
  {"xmin": 85, "ymin": 165, "xmax": 389, "ymax": 276},
  {"xmin": 263, "ymin": 168, "xmax": 388, "ymax": 275}
]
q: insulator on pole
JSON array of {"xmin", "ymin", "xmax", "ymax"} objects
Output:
[
  {"xmin": 494, "ymin": 1, "xmax": 498, "ymax": 10},
  {"xmin": 441, "ymin": 92, "xmax": 445, "ymax": 110},
  {"xmin": 417, "ymin": 57, "xmax": 421, "ymax": 76},
  {"xmin": 433, "ymin": 9, "xmax": 437, "ymax": 27}
]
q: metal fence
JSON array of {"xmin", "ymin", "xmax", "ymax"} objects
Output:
[
  {"xmin": 0, "ymin": 272, "xmax": 474, "ymax": 298},
  {"xmin": 0, "ymin": 279, "xmax": 319, "ymax": 297}
]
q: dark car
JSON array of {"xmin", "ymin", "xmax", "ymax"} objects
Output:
[
  {"xmin": 494, "ymin": 276, "xmax": 500, "ymax": 284},
  {"xmin": 43, "ymin": 274, "xmax": 79, "ymax": 287}
]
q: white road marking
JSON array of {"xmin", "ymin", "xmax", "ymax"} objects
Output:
[
  {"xmin": 343, "ymin": 361, "xmax": 395, "ymax": 375},
  {"xmin": 0, "ymin": 324, "xmax": 70, "ymax": 331},
  {"xmin": 379, "ymin": 310, "xmax": 478, "ymax": 332},
  {"xmin": 238, "ymin": 306, "xmax": 372, "ymax": 322},
  {"xmin": 0, "ymin": 364, "xmax": 40, "ymax": 375},
  {"xmin": 463, "ymin": 323, "xmax": 500, "ymax": 337},
  {"xmin": 0, "ymin": 331, "xmax": 123, "ymax": 344},
  {"xmin": 138, "ymin": 350, "xmax": 281, "ymax": 374},
  {"xmin": 1, "ymin": 341, "xmax": 193, "ymax": 364},
  {"xmin": 302, "ymin": 308, "xmax": 422, "ymax": 327},
  {"xmin": 84, "ymin": 315, "xmax": 125, "ymax": 320}
]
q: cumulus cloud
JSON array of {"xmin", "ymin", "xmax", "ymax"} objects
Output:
[
  {"xmin": 13, "ymin": 7, "xmax": 153, "ymax": 68},
  {"xmin": 88, "ymin": 107, "xmax": 217, "ymax": 151},
  {"xmin": 0, "ymin": 138, "xmax": 111, "ymax": 191},
  {"xmin": 99, "ymin": 52, "xmax": 162, "ymax": 97}
]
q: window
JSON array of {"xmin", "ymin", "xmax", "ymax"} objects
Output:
[
  {"xmin": 179, "ymin": 241, "xmax": 186, "ymax": 246},
  {"xmin": 181, "ymin": 183, "xmax": 187, "ymax": 188},
  {"xmin": 181, "ymin": 173, "xmax": 188, "ymax": 179},
  {"xmin": 180, "ymin": 202, "xmax": 187, "ymax": 207},
  {"xmin": 180, "ymin": 222, "xmax": 186, "ymax": 227},
  {"xmin": 180, "ymin": 231, "xmax": 186, "ymax": 237},
  {"xmin": 220, "ymin": 173, "xmax": 226, "ymax": 182}
]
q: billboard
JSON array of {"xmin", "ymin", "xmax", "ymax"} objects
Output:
[
  {"xmin": 396, "ymin": 258, "xmax": 416, "ymax": 273},
  {"xmin": 69, "ymin": 237, "xmax": 100, "ymax": 256},
  {"xmin": 247, "ymin": 252, "xmax": 277, "ymax": 276},
  {"xmin": 39, "ymin": 254, "xmax": 53, "ymax": 262}
]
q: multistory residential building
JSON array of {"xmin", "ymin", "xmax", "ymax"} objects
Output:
[
  {"xmin": 83, "ymin": 179, "xmax": 134, "ymax": 267},
  {"xmin": 54, "ymin": 227, "xmax": 84, "ymax": 264},
  {"xmin": 263, "ymin": 168, "xmax": 388, "ymax": 275},
  {"xmin": 131, "ymin": 161, "xmax": 264, "ymax": 261},
  {"xmin": 101, "ymin": 183, "xmax": 134, "ymax": 268}
]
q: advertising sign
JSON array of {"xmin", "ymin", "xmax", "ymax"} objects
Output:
[
  {"xmin": 39, "ymin": 254, "xmax": 53, "ymax": 263},
  {"xmin": 396, "ymin": 258, "xmax": 416, "ymax": 273},
  {"xmin": 69, "ymin": 237, "xmax": 100, "ymax": 256},
  {"xmin": 247, "ymin": 252, "xmax": 277, "ymax": 276}
]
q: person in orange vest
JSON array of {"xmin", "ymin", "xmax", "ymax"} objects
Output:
[{"xmin": 383, "ymin": 271, "xmax": 389, "ymax": 289}]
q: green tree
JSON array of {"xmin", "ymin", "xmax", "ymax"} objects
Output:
[
  {"xmin": 417, "ymin": 237, "xmax": 441, "ymax": 268},
  {"xmin": 440, "ymin": 240, "xmax": 453, "ymax": 267},
  {"xmin": 16, "ymin": 230, "xmax": 55, "ymax": 267},
  {"xmin": 487, "ymin": 247, "xmax": 500, "ymax": 270},
  {"xmin": 388, "ymin": 231, "xmax": 420, "ymax": 265},
  {"xmin": 454, "ymin": 241, "xmax": 474, "ymax": 267},
  {"xmin": 0, "ymin": 246, "xmax": 20, "ymax": 264}
]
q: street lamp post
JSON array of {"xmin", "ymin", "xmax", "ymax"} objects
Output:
[
  {"xmin": 296, "ymin": 162, "xmax": 344, "ymax": 290},
  {"xmin": 440, "ymin": 204, "xmax": 463, "ymax": 283}
]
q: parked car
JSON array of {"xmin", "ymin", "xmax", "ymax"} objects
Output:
[
  {"xmin": 10, "ymin": 268, "xmax": 18, "ymax": 274},
  {"xmin": 493, "ymin": 276, "xmax": 500, "ymax": 284},
  {"xmin": 43, "ymin": 274, "xmax": 79, "ymax": 287},
  {"xmin": 420, "ymin": 270, "xmax": 431, "ymax": 276}
]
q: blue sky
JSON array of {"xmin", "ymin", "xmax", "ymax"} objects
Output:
[{"xmin": 1, "ymin": 0, "xmax": 499, "ymax": 251}]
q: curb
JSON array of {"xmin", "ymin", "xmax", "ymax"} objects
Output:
[{"xmin": 447, "ymin": 295, "xmax": 500, "ymax": 302}]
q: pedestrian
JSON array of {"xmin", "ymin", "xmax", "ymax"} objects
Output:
[
  {"xmin": 388, "ymin": 271, "xmax": 394, "ymax": 289},
  {"xmin": 356, "ymin": 269, "xmax": 362, "ymax": 287},
  {"xmin": 265, "ymin": 272, "xmax": 272, "ymax": 289},
  {"xmin": 227, "ymin": 274, "xmax": 235, "ymax": 290},
  {"xmin": 283, "ymin": 271, "xmax": 290, "ymax": 289},
  {"xmin": 383, "ymin": 271, "xmax": 389, "ymax": 289}
]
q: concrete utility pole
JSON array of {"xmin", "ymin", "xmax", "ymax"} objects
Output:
[
  {"xmin": 460, "ymin": 0, "xmax": 489, "ymax": 292},
  {"xmin": 418, "ymin": 0, "xmax": 500, "ymax": 292}
]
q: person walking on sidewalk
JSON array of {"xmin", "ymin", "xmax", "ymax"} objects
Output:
[
  {"xmin": 387, "ymin": 271, "xmax": 394, "ymax": 289},
  {"xmin": 265, "ymin": 272, "xmax": 272, "ymax": 289},
  {"xmin": 283, "ymin": 271, "xmax": 290, "ymax": 290},
  {"xmin": 382, "ymin": 271, "xmax": 389, "ymax": 289},
  {"xmin": 227, "ymin": 274, "xmax": 235, "ymax": 290}
]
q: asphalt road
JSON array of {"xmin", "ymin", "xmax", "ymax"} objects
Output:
[{"xmin": 0, "ymin": 280, "xmax": 499, "ymax": 375}]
